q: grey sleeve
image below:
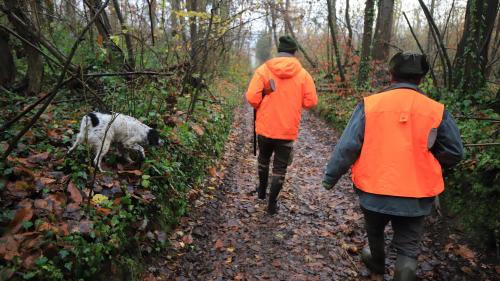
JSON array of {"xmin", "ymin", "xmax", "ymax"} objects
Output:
[
  {"xmin": 431, "ymin": 110, "xmax": 464, "ymax": 167},
  {"xmin": 323, "ymin": 103, "xmax": 365, "ymax": 188}
]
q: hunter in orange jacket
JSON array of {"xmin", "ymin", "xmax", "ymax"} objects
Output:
[
  {"xmin": 246, "ymin": 36, "xmax": 317, "ymax": 215},
  {"xmin": 246, "ymin": 53, "xmax": 317, "ymax": 140}
]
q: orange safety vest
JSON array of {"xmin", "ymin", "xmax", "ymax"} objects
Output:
[{"xmin": 352, "ymin": 88, "xmax": 445, "ymax": 198}]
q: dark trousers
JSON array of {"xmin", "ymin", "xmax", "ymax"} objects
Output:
[
  {"xmin": 257, "ymin": 135, "xmax": 293, "ymax": 205},
  {"xmin": 257, "ymin": 135, "xmax": 293, "ymax": 178},
  {"xmin": 362, "ymin": 208, "xmax": 425, "ymax": 258}
]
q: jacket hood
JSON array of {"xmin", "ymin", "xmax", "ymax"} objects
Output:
[{"xmin": 265, "ymin": 57, "xmax": 302, "ymax": 79}]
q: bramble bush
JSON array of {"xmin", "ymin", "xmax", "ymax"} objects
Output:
[{"xmin": 433, "ymin": 86, "xmax": 499, "ymax": 249}]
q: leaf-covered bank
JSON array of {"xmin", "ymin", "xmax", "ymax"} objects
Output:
[{"xmin": 0, "ymin": 69, "xmax": 245, "ymax": 280}]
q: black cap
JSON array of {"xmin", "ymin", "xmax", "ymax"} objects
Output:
[
  {"xmin": 278, "ymin": 35, "xmax": 298, "ymax": 53},
  {"xmin": 389, "ymin": 52, "xmax": 430, "ymax": 79}
]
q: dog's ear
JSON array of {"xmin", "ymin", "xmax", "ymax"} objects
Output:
[{"xmin": 147, "ymin": 129, "xmax": 160, "ymax": 146}]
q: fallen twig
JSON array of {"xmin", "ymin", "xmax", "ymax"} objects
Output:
[
  {"xmin": 455, "ymin": 116, "xmax": 500, "ymax": 122},
  {"xmin": 83, "ymin": 71, "xmax": 176, "ymax": 78},
  {"xmin": 464, "ymin": 143, "xmax": 500, "ymax": 147}
]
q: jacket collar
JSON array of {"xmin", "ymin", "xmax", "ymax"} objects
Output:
[
  {"xmin": 379, "ymin": 82, "xmax": 426, "ymax": 95},
  {"xmin": 276, "ymin": 52, "xmax": 295, "ymax": 58}
]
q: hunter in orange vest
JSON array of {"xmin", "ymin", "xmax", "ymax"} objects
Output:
[
  {"xmin": 323, "ymin": 52, "xmax": 463, "ymax": 281},
  {"xmin": 246, "ymin": 36, "xmax": 317, "ymax": 215}
]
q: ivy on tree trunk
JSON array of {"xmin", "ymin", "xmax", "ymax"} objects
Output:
[
  {"xmin": 358, "ymin": 0, "xmax": 376, "ymax": 86},
  {"xmin": 453, "ymin": 0, "xmax": 499, "ymax": 94}
]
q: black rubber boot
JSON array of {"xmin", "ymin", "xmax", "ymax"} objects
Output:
[
  {"xmin": 361, "ymin": 235, "xmax": 385, "ymax": 274},
  {"xmin": 257, "ymin": 165, "xmax": 269, "ymax": 200},
  {"xmin": 393, "ymin": 255, "xmax": 417, "ymax": 281},
  {"xmin": 267, "ymin": 176, "xmax": 283, "ymax": 215}
]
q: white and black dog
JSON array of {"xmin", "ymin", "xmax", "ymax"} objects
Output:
[{"xmin": 68, "ymin": 111, "xmax": 163, "ymax": 171}]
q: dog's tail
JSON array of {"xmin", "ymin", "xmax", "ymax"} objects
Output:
[{"xmin": 68, "ymin": 115, "xmax": 93, "ymax": 154}]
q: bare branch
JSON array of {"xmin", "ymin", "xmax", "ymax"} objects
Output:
[
  {"xmin": 418, "ymin": 0, "xmax": 453, "ymax": 89},
  {"xmin": 2, "ymin": 0, "xmax": 112, "ymax": 161},
  {"xmin": 402, "ymin": 12, "xmax": 438, "ymax": 87}
]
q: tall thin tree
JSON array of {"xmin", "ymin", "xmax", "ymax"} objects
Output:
[
  {"xmin": 371, "ymin": 0, "xmax": 395, "ymax": 61},
  {"xmin": 326, "ymin": 0, "xmax": 346, "ymax": 82},
  {"xmin": 344, "ymin": 0, "xmax": 354, "ymax": 66},
  {"xmin": 358, "ymin": 0, "xmax": 376, "ymax": 85},
  {"xmin": 453, "ymin": 0, "xmax": 499, "ymax": 93}
]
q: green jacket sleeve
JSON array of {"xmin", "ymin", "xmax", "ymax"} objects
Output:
[
  {"xmin": 431, "ymin": 110, "xmax": 464, "ymax": 167},
  {"xmin": 323, "ymin": 103, "xmax": 365, "ymax": 189}
]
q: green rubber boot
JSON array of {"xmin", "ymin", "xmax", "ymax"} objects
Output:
[
  {"xmin": 267, "ymin": 176, "xmax": 283, "ymax": 215},
  {"xmin": 257, "ymin": 165, "xmax": 269, "ymax": 200},
  {"xmin": 361, "ymin": 241, "xmax": 385, "ymax": 274},
  {"xmin": 393, "ymin": 255, "xmax": 417, "ymax": 281}
]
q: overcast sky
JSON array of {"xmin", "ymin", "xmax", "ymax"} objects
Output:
[{"xmin": 245, "ymin": 0, "xmax": 467, "ymax": 37}]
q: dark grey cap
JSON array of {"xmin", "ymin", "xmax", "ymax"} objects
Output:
[
  {"xmin": 389, "ymin": 52, "xmax": 430, "ymax": 78},
  {"xmin": 278, "ymin": 35, "xmax": 298, "ymax": 53}
]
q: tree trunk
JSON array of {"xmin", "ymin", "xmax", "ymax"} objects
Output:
[
  {"xmin": 108, "ymin": 1, "xmax": 120, "ymax": 31},
  {"xmin": 271, "ymin": 1, "xmax": 279, "ymax": 49},
  {"xmin": 112, "ymin": 0, "xmax": 135, "ymax": 69},
  {"xmin": 4, "ymin": 0, "xmax": 44, "ymax": 94},
  {"xmin": 28, "ymin": 0, "xmax": 46, "ymax": 93},
  {"xmin": 268, "ymin": 1, "xmax": 279, "ymax": 49},
  {"xmin": 86, "ymin": 0, "xmax": 130, "ymax": 70},
  {"xmin": 371, "ymin": 0, "xmax": 395, "ymax": 61},
  {"xmin": 26, "ymin": 46, "xmax": 44, "ymax": 94},
  {"xmin": 0, "ymin": 29, "xmax": 16, "ymax": 88},
  {"xmin": 284, "ymin": 0, "xmax": 291, "ymax": 34},
  {"xmin": 425, "ymin": 0, "xmax": 436, "ymax": 54},
  {"xmin": 453, "ymin": 0, "xmax": 499, "ymax": 93},
  {"xmin": 187, "ymin": 0, "xmax": 199, "ymax": 58},
  {"xmin": 171, "ymin": 0, "xmax": 186, "ymax": 42},
  {"xmin": 358, "ymin": 0, "xmax": 376, "ymax": 84},
  {"xmin": 146, "ymin": 0, "xmax": 157, "ymax": 45},
  {"xmin": 326, "ymin": 28, "xmax": 332, "ymax": 74},
  {"xmin": 326, "ymin": 0, "xmax": 346, "ymax": 82},
  {"xmin": 160, "ymin": 0, "xmax": 166, "ymax": 35},
  {"xmin": 344, "ymin": 0, "xmax": 354, "ymax": 66},
  {"xmin": 486, "ymin": 13, "xmax": 500, "ymax": 77},
  {"xmin": 85, "ymin": 0, "xmax": 113, "ymax": 39},
  {"xmin": 64, "ymin": 0, "xmax": 78, "ymax": 30},
  {"xmin": 43, "ymin": 0, "xmax": 55, "ymax": 28},
  {"xmin": 170, "ymin": 0, "xmax": 179, "ymax": 37}
]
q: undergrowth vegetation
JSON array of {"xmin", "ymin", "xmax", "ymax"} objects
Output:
[
  {"xmin": 0, "ymin": 64, "xmax": 246, "ymax": 280},
  {"xmin": 435, "ymin": 87, "xmax": 499, "ymax": 250}
]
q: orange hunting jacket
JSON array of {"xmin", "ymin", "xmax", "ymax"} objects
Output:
[{"xmin": 246, "ymin": 55, "xmax": 317, "ymax": 140}]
